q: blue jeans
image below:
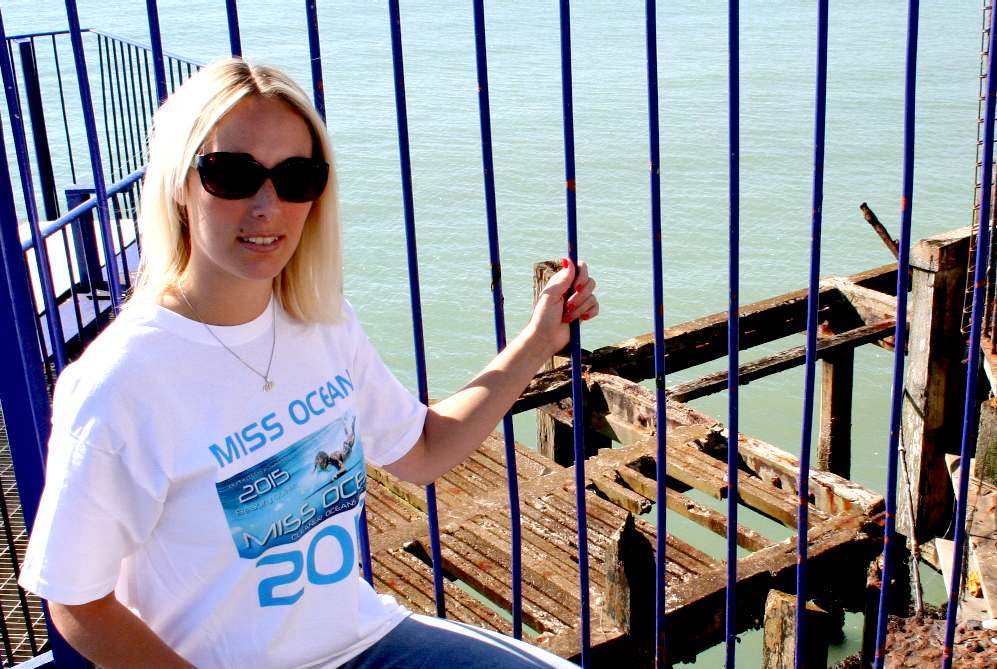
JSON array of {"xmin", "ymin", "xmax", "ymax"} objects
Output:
[{"xmin": 340, "ymin": 614, "xmax": 579, "ymax": 668}]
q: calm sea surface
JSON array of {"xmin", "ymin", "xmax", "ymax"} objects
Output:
[{"xmin": 2, "ymin": 1, "xmax": 983, "ymax": 664}]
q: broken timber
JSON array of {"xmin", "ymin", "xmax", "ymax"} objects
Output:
[{"xmin": 359, "ymin": 263, "xmax": 896, "ymax": 665}]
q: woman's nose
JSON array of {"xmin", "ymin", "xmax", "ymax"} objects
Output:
[{"xmin": 250, "ymin": 178, "xmax": 280, "ymax": 218}]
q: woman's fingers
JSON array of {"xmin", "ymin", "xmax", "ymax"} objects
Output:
[
  {"xmin": 562, "ymin": 293, "xmax": 599, "ymax": 323},
  {"xmin": 565, "ymin": 277, "xmax": 596, "ymax": 312}
]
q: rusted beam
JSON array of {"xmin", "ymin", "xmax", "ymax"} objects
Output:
[
  {"xmin": 859, "ymin": 202, "xmax": 900, "ymax": 259},
  {"xmin": 666, "ymin": 320, "xmax": 894, "ymax": 403}
]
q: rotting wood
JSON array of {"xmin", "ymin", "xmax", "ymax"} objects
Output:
[
  {"xmin": 666, "ymin": 320, "xmax": 893, "ymax": 404},
  {"xmin": 976, "ymin": 398, "xmax": 997, "ymax": 486},
  {"xmin": 604, "ymin": 513, "xmax": 655, "ymax": 661},
  {"xmin": 663, "ymin": 512, "xmax": 879, "ymax": 663},
  {"xmin": 900, "ymin": 228, "xmax": 971, "ymax": 541},
  {"xmin": 825, "ymin": 276, "xmax": 902, "ymax": 350},
  {"xmin": 573, "ymin": 373, "xmax": 883, "ymax": 517},
  {"xmin": 817, "ymin": 345, "xmax": 854, "ymax": 479},
  {"xmin": 511, "ymin": 264, "xmax": 899, "ymax": 415},
  {"xmin": 859, "ymin": 202, "xmax": 900, "ymax": 260},
  {"xmin": 762, "ymin": 590, "xmax": 830, "ymax": 669}
]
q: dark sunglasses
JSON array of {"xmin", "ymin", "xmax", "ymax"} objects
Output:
[{"xmin": 195, "ymin": 152, "xmax": 329, "ymax": 203}]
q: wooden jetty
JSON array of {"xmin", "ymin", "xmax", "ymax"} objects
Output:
[{"xmin": 361, "ymin": 258, "xmax": 906, "ymax": 665}]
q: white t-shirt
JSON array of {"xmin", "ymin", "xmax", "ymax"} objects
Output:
[{"xmin": 20, "ymin": 296, "xmax": 428, "ymax": 668}]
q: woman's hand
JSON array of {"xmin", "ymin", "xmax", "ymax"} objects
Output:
[{"xmin": 528, "ymin": 257, "xmax": 599, "ymax": 358}]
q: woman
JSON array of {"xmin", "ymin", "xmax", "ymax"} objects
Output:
[{"xmin": 19, "ymin": 58, "xmax": 598, "ymax": 668}]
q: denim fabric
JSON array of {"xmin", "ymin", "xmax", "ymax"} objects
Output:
[{"xmin": 340, "ymin": 614, "xmax": 579, "ymax": 669}]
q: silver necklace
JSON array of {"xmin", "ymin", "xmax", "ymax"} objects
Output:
[{"xmin": 176, "ymin": 283, "xmax": 277, "ymax": 392}]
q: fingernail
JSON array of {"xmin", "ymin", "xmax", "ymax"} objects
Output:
[
  {"xmin": 566, "ymin": 302, "xmax": 576, "ymax": 312},
  {"xmin": 581, "ymin": 313, "xmax": 591, "ymax": 321},
  {"xmin": 562, "ymin": 257, "xmax": 570, "ymax": 269},
  {"xmin": 562, "ymin": 313, "xmax": 572, "ymax": 323}
]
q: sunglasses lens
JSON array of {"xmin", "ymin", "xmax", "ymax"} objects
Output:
[
  {"xmin": 271, "ymin": 158, "xmax": 329, "ymax": 203},
  {"xmin": 197, "ymin": 153, "xmax": 265, "ymax": 199}
]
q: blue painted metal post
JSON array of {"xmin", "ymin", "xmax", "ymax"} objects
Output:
[
  {"xmin": 0, "ymin": 13, "xmax": 68, "ymax": 373},
  {"xmin": 470, "ymin": 0, "xmax": 523, "ymax": 639},
  {"xmin": 725, "ymin": 0, "xmax": 740, "ymax": 665},
  {"xmin": 0, "ymin": 71, "xmax": 90, "ymax": 669},
  {"xmin": 644, "ymin": 1, "xmax": 669, "ymax": 665},
  {"xmin": 225, "ymin": 0, "xmax": 242, "ymax": 57},
  {"xmin": 941, "ymin": 3, "xmax": 988, "ymax": 668},
  {"xmin": 795, "ymin": 2, "xmax": 830, "ymax": 667},
  {"xmin": 873, "ymin": 2, "xmax": 921, "ymax": 667},
  {"xmin": 65, "ymin": 187, "xmax": 105, "ymax": 315},
  {"xmin": 305, "ymin": 0, "xmax": 326, "ymax": 121},
  {"xmin": 17, "ymin": 39, "xmax": 60, "ymax": 222},
  {"xmin": 63, "ymin": 0, "xmax": 124, "ymax": 311},
  {"xmin": 386, "ymin": 0, "xmax": 447, "ymax": 618},
  {"xmin": 556, "ymin": 2, "xmax": 591, "ymax": 665},
  {"xmin": 145, "ymin": 0, "xmax": 169, "ymax": 104}
]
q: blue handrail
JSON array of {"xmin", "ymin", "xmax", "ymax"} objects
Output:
[
  {"xmin": 874, "ymin": 1, "xmax": 921, "ymax": 667},
  {"xmin": 725, "ymin": 0, "xmax": 740, "ymax": 665},
  {"xmin": 644, "ymin": 2, "xmax": 668, "ymax": 665},
  {"xmin": 386, "ymin": 0, "xmax": 447, "ymax": 618},
  {"xmin": 795, "ymin": 1, "xmax": 830, "ymax": 666},
  {"xmin": 470, "ymin": 0, "xmax": 524, "ymax": 640},
  {"xmin": 556, "ymin": 1, "xmax": 591, "ymax": 665}
]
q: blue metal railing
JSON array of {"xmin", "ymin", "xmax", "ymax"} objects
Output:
[{"xmin": 0, "ymin": 2, "xmax": 992, "ymax": 669}]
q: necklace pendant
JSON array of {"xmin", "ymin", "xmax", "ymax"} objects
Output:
[{"xmin": 263, "ymin": 378, "xmax": 274, "ymax": 392}]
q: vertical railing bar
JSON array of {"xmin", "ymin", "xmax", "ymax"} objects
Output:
[
  {"xmin": 794, "ymin": 2, "xmax": 830, "ymax": 666},
  {"xmin": 112, "ymin": 41, "xmax": 135, "ymax": 179},
  {"xmin": 644, "ymin": 1, "xmax": 669, "ymax": 665},
  {"xmin": 725, "ymin": 0, "xmax": 740, "ymax": 665},
  {"xmin": 64, "ymin": 0, "xmax": 123, "ymax": 309},
  {"xmin": 141, "ymin": 49, "xmax": 156, "ymax": 124},
  {"xmin": 124, "ymin": 44, "xmax": 144, "ymax": 220},
  {"xmin": 943, "ymin": 3, "xmax": 988, "ymax": 668},
  {"xmin": 185, "ymin": 61, "xmax": 193, "ymax": 79},
  {"xmin": 872, "ymin": 2, "xmax": 922, "ymax": 667},
  {"xmin": 225, "ymin": 0, "xmax": 242, "ymax": 57},
  {"xmin": 470, "ymin": 0, "xmax": 523, "ymax": 639},
  {"xmin": 386, "ymin": 0, "xmax": 447, "ymax": 618},
  {"xmin": 357, "ymin": 506, "xmax": 374, "ymax": 587},
  {"xmin": 167, "ymin": 56, "xmax": 176, "ymax": 93},
  {"xmin": 98, "ymin": 35, "xmax": 118, "ymax": 187},
  {"xmin": 18, "ymin": 38, "xmax": 60, "ymax": 222},
  {"xmin": 61, "ymin": 227, "xmax": 85, "ymax": 340},
  {"xmin": 145, "ymin": 0, "xmax": 169, "ymax": 105},
  {"xmin": 304, "ymin": 0, "xmax": 326, "ymax": 121},
  {"xmin": 51, "ymin": 33, "xmax": 78, "ymax": 184},
  {"xmin": 0, "ymin": 12, "xmax": 68, "ymax": 373},
  {"xmin": 105, "ymin": 36, "xmax": 126, "ymax": 183},
  {"xmin": 109, "ymin": 193, "xmax": 130, "ymax": 287},
  {"xmin": 556, "ymin": 2, "xmax": 591, "ymax": 665}
]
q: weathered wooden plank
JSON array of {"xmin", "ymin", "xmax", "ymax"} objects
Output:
[
  {"xmin": 817, "ymin": 345, "xmax": 854, "ymax": 479},
  {"xmin": 762, "ymin": 590, "xmax": 831, "ymax": 669},
  {"xmin": 663, "ymin": 514, "xmax": 880, "ymax": 663},
  {"xmin": 667, "ymin": 320, "xmax": 894, "ymax": 404},
  {"xmin": 900, "ymin": 227, "xmax": 971, "ymax": 541},
  {"xmin": 944, "ymin": 455, "xmax": 997, "ymax": 620},
  {"xmin": 976, "ymin": 397, "xmax": 997, "ymax": 486}
]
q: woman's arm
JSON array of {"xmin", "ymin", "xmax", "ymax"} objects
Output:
[
  {"xmin": 385, "ymin": 259, "xmax": 598, "ymax": 485},
  {"xmin": 49, "ymin": 594, "xmax": 196, "ymax": 669}
]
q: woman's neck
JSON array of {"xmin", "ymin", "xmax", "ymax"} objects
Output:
[{"xmin": 161, "ymin": 273, "xmax": 273, "ymax": 326}]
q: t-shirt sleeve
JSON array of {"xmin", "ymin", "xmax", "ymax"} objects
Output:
[
  {"xmin": 344, "ymin": 302, "xmax": 428, "ymax": 467},
  {"xmin": 19, "ymin": 422, "xmax": 166, "ymax": 606}
]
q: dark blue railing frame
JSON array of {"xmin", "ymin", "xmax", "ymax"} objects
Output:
[{"xmin": 2, "ymin": 2, "xmax": 990, "ymax": 669}]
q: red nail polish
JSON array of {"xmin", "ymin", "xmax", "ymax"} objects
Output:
[
  {"xmin": 562, "ymin": 313, "xmax": 571, "ymax": 323},
  {"xmin": 581, "ymin": 313, "xmax": 591, "ymax": 321},
  {"xmin": 566, "ymin": 302, "xmax": 575, "ymax": 312},
  {"xmin": 562, "ymin": 257, "xmax": 570, "ymax": 269}
]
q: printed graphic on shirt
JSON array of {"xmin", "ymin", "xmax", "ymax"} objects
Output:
[{"xmin": 215, "ymin": 412, "xmax": 366, "ymax": 559}]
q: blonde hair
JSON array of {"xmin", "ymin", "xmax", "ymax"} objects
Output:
[{"xmin": 129, "ymin": 58, "xmax": 342, "ymax": 322}]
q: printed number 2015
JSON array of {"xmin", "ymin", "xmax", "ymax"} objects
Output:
[{"xmin": 256, "ymin": 522, "xmax": 355, "ymax": 607}]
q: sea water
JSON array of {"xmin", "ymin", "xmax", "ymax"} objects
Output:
[{"xmin": 1, "ymin": 1, "xmax": 983, "ymax": 665}]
